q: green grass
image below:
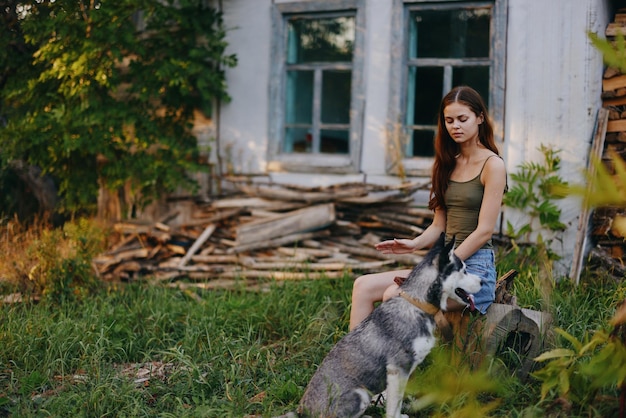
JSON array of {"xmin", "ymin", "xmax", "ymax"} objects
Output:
[
  {"xmin": 0, "ymin": 278, "xmax": 353, "ymax": 417},
  {"xmin": 1, "ymin": 266, "xmax": 624, "ymax": 417}
]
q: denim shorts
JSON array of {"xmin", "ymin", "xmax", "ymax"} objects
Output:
[{"xmin": 464, "ymin": 249, "xmax": 496, "ymax": 314}]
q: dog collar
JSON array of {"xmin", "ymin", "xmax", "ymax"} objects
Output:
[{"xmin": 398, "ymin": 290, "xmax": 440, "ymax": 316}]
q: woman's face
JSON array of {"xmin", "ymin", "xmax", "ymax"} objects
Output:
[{"xmin": 443, "ymin": 102, "xmax": 483, "ymax": 145}]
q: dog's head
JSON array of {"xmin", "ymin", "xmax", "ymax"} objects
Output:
[
  {"xmin": 403, "ymin": 233, "xmax": 482, "ymax": 312},
  {"xmin": 432, "ymin": 234, "xmax": 482, "ymax": 311}
]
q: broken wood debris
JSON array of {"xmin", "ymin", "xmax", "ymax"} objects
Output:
[{"xmin": 93, "ymin": 180, "xmax": 432, "ymax": 284}]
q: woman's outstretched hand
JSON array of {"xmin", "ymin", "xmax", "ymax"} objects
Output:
[{"xmin": 375, "ymin": 238, "xmax": 417, "ymax": 254}]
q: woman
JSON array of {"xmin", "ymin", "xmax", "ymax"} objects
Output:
[{"xmin": 349, "ymin": 85, "xmax": 507, "ymax": 331}]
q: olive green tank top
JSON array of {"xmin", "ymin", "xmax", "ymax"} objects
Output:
[{"xmin": 444, "ymin": 155, "xmax": 501, "ymax": 249}]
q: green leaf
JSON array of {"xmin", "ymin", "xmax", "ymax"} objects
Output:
[
  {"xmin": 534, "ymin": 348, "xmax": 576, "ymax": 362},
  {"xmin": 554, "ymin": 328, "xmax": 584, "ymax": 352}
]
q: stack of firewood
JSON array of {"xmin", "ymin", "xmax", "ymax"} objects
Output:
[
  {"xmin": 590, "ymin": 9, "xmax": 626, "ymax": 273},
  {"xmin": 93, "ymin": 180, "xmax": 434, "ymax": 288}
]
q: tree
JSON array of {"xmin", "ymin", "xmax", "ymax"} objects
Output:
[{"xmin": 0, "ymin": 0, "xmax": 236, "ymax": 218}]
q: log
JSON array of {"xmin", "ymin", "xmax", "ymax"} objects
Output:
[
  {"xmin": 238, "ymin": 256, "xmax": 396, "ymax": 272},
  {"xmin": 182, "ymin": 208, "xmax": 243, "ymax": 227},
  {"xmin": 210, "ymin": 197, "xmax": 300, "ymax": 210},
  {"xmin": 329, "ymin": 237, "xmax": 425, "ymax": 265},
  {"xmin": 607, "ymin": 119, "xmax": 626, "ymax": 133},
  {"xmin": 603, "ymin": 75, "xmax": 626, "ymax": 92},
  {"xmin": 178, "ymin": 224, "xmax": 216, "ymax": 267},
  {"xmin": 439, "ymin": 270, "xmax": 553, "ymax": 380},
  {"xmin": 588, "ymin": 246, "xmax": 626, "ymax": 277},
  {"xmin": 275, "ymin": 246, "xmax": 336, "ymax": 258},
  {"xmin": 235, "ymin": 203, "xmax": 335, "ymax": 246},
  {"xmin": 235, "ymin": 184, "xmax": 368, "ymax": 203},
  {"xmin": 228, "ymin": 230, "xmax": 331, "ymax": 254},
  {"xmin": 93, "ymin": 247, "xmax": 150, "ymax": 272},
  {"xmin": 190, "ymin": 254, "xmax": 239, "ymax": 264},
  {"xmin": 605, "ymin": 67, "xmax": 622, "ymax": 79},
  {"xmin": 606, "ymin": 22, "xmax": 626, "ymax": 37},
  {"xmin": 443, "ymin": 304, "xmax": 552, "ymax": 380},
  {"xmin": 485, "ymin": 305, "xmax": 552, "ymax": 379},
  {"xmin": 186, "ymin": 269, "xmax": 346, "ymax": 280}
]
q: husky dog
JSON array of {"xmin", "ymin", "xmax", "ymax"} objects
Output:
[{"xmin": 296, "ymin": 233, "xmax": 482, "ymax": 418}]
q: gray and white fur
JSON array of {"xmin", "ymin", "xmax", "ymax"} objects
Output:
[{"xmin": 295, "ymin": 233, "xmax": 482, "ymax": 418}]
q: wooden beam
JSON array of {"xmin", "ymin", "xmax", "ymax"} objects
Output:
[
  {"xmin": 570, "ymin": 108, "xmax": 609, "ymax": 285},
  {"xmin": 603, "ymin": 96, "xmax": 626, "ymax": 107},
  {"xmin": 178, "ymin": 224, "xmax": 216, "ymax": 267},
  {"xmin": 606, "ymin": 22, "xmax": 626, "ymax": 37},
  {"xmin": 607, "ymin": 118, "xmax": 626, "ymax": 133},
  {"xmin": 603, "ymin": 75, "xmax": 626, "ymax": 92},
  {"xmin": 235, "ymin": 203, "xmax": 335, "ymax": 246}
]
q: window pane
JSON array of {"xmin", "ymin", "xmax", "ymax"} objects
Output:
[
  {"xmin": 322, "ymin": 70, "xmax": 351, "ymax": 124},
  {"xmin": 320, "ymin": 129, "xmax": 349, "ymax": 154},
  {"xmin": 284, "ymin": 127, "xmax": 312, "ymax": 153},
  {"xmin": 287, "ymin": 16, "xmax": 355, "ymax": 64},
  {"xmin": 411, "ymin": 129, "xmax": 435, "ymax": 157},
  {"xmin": 409, "ymin": 8, "xmax": 491, "ymax": 59},
  {"xmin": 286, "ymin": 70, "xmax": 313, "ymax": 124},
  {"xmin": 452, "ymin": 67, "xmax": 490, "ymax": 103},
  {"xmin": 407, "ymin": 66, "xmax": 443, "ymax": 126}
]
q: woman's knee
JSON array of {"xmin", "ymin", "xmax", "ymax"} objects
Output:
[
  {"xmin": 352, "ymin": 274, "xmax": 374, "ymax": 297},
  {"xmin": 382, "ymin": 284, "xmax": 400, "ymax": 302}
]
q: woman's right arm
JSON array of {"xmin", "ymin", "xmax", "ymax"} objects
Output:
[{"xmin": 375, "ymin": 208, "xmax": 446, "ymax": 254}]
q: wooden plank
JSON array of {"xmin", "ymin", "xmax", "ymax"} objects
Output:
[
  {"xmin": 229, "ymin": 230, "xmax": 331, "ymax": 254},
  {"xmin": 238, "ymin": 256, "xmax": 396, "ymax": 271},
  {"xmin": 603, "ymin": 74, "xmax": 626, "ymax": 92},
  {"xmin": 606, "ymin": 118, "xmax": 626, "ymax": 133},
  {"xmin": 570, "ymin": 108, "xmax": 609, "ymax": 285},
  {"xmin": 236, "ymin": 184, "xmax": 368, "ymax": 204},
  {"xmin": 187, "ymin": 269, "xmax": 346, "ymax": 280},
  {"xmin": 606, "ymin": 22, "xmax": 626, "ymax": 37},
  {"xmin": 182, "ymin": 208, "xmax": 243, "ymax": 227},
  {"xmin": 604, "ymin": 66, "xmax": 622, "ymax": 79},
  {"xmin": 210, "ymin": 197, "xmax": 302, "ymax": 211},
  {"xmin": 178, "ymin": 224, "xmax": 216, "ymax": 267},
  {"xmin": 275, "ymin": 246, "xmax": 335, "ymax": 258},
  {"xmin": 235, "ymin": 203, "xmax": 335, "ymax": 246},
  {"xmin": 329, "ymin": 238, "xmax": 425, "ymax": 265},
  {"xmin": 190, "ymin": 254, "xmax": 239, "ymax": 264},
  {"xmin": 603, "ymin": 95, "xmax": 626, "ymax": 107}
]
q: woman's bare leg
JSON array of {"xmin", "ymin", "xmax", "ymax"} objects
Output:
[{"xmin": 349, "ymin": 269, "xmax": 412, "ymax": 330}]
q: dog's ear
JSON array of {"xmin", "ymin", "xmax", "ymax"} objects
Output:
[
  {"xmin": 439, "ymin": 235, "xmax": 456, "ymax": 269},
  {"xmin": 445, "ymin": 235, "xmax": 456, "ymax": 253},
  {"xmin": 436, "ymin": 232, "xmax": 446, "ymax": 249}
]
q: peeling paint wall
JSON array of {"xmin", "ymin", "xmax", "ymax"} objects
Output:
[
  {"xmin": 219, "ymin": 0, "xmax": 273, "ymax": 174},
  {"xmin": 503, "ymin": 0, "xmax": 611, "ymax": 274}
]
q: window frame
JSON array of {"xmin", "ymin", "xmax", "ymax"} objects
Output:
[
  {"xmin": 268, "ymin": 0, "xmax": 366, "ymax": 174},
  {"xmin": 387, "ymin": 0, "xmax": 507, "ymax": 176}
]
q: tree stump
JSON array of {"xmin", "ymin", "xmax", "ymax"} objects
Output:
[{"xmin": 441, "ymin": 270, "xmax": 553, "ymax": 380}]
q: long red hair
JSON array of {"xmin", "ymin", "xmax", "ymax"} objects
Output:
[{"xmin": 428, "ymin": 86, "xmax": 499, "ymax": 211}]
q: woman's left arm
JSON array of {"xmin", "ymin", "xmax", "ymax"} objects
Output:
[{"xmin": 454, "ymin": 156, "xmax": 507, "ymax": 260}]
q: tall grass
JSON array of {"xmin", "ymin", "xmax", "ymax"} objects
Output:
[
  {"xmin": 0, "ymin": 277, "xmax": 355, "ymax": 417},
  {"xmin": 1, "ymin": 268, "xmax": 624, "ymax": 417}
]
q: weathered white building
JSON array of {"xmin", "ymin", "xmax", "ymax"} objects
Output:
[{"xmin": 203, "ymin": 0, "xmax": 619, "ymax": 276}]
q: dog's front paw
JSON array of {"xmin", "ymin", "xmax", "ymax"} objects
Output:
[{"xmin": 400, "ymin": 414, "xmax": 409, "ymax": 418}]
